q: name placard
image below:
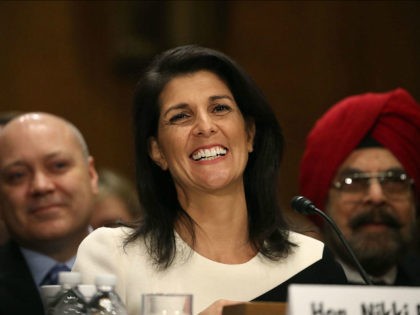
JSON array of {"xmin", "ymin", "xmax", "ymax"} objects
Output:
[{"xmin": 287, "ymin": 284, "xmax": 420, "ymax": 315}]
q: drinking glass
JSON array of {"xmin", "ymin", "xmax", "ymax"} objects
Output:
[{"xmin": 141, "ymin": 293, "xmax": 193, "ymax": 315}]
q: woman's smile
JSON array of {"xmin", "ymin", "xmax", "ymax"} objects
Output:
[{"xmin": 191, "ymin": 145, "xmax": 228, "ymax": 162}]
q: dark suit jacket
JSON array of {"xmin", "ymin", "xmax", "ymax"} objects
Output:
[
  {"xmin": 395, "ymin": 251, "xmax": 420, "ymax": 286},
  {"xmin": 253, "ymin": 245, "xmax": 348, "ymax": 302},
  {"xmin": 345, "ymin": 252, "xmax": 420, "ymax": 286},
  {"xmin": 0, "ymin": 241, "xmax": 45, "ymax": 315}
]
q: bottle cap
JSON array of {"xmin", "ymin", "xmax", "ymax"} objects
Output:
[
  {"xmin": 58, "ymin": 271, "xmax": 82, "ymax": 285},
  {"xmin": 95, "ymin": 274, "xmax": 117, "ymax": 286},
  {"xmin": 78, "ymin": 284, "xmax": 97, "ymax": 300}
]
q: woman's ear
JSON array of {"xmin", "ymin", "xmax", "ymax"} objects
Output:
[
  {"xmin": 148, "ymin": 137, "xmax": 168, "ymax": 170},
  {"xmin": 246, "ymin": 118, "xmax": 256, "ymax": 153}
]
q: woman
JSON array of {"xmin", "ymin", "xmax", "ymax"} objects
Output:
[{"xmin": 73, "ymin": 45, "xmax": 347, "ymax": 315}]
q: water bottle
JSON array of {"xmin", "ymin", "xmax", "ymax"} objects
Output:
[
  {"xmin": 40, "ymin": 284, "xmax": 61, "ymax": 315},
  {"xmin": 78, "ymin": 284, "xmax": 97, "ymax": 304},
  {"xmin": 87, "ymin": 274, "xmax": 127, "ymax": 315},
  {"xmin": 51, "ymin": 271, "xmax": 87, "ymax": 315}
]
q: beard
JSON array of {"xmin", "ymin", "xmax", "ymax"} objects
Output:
[{"xmin": 325, "ymin": 206, "xmax": 414, "ymax": 277}]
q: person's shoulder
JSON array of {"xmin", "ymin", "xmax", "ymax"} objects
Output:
[
  {"xmin": 287, "ymin": 231, "xmax": 326, "ymax": 263},
  {"xmin": 0, "ymin": 240, "xmax": 15, "ymax": 252},
  {"xmin": 92, "ymin": 226, "xmax": 133, "ymax": 237},
  {"xmin": 286, "ymin": 231, "xmax": 347, "ymax": 285},
  {"xmin": 398, "ymin": 251, "xmax": 420, "ymax": 285},
  {"xmin": 0, "ymin": 240, "xmax": 23, "ymax": 265},
  {"xmin": 81, "ymin": 226, "xmax": 134, "ymax": 246},
  {"xmin": 271, "ymin": 231, "xmax": 326, "ymax": 272},
  {"xmin": 0, "ymin": 241, "xmax": 10, "ymax": 256},
  {"xmin": 288, "ymin": 231, "xmax": 324, "ymax": 250}
]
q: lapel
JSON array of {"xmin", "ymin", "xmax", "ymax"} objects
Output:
[{"xmin": 0, "ymin": 241, "xmax": 45, "ymax": 315}]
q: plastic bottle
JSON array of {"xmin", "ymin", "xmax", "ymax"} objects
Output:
[
  {"xmin": 87, "ymin": 274, "xmax": 127, "ymax": 315},
  {"xmin": 78, "ymin": 284, "xmax": 97, "ymax": 304},
  {"xmin": 40, "ymin": 284, "xmax": 61, "ymax": 315},
  {"xmin": 51, "ymin": 271, "xmax": 87, "ymax": 315}
]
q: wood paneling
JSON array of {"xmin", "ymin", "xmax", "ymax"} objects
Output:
[{"xmin": 1, "ymin": 1, "xmax": 418, "ymax": 227}]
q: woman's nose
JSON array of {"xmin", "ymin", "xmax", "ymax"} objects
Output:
[{"xmin": 192, "ymin": 114, "xmax": 217, "ymax": 137}]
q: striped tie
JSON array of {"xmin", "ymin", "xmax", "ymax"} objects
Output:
[{"xmin": 40, "ymin": 264, "xmax": 71, "ymax": 286}]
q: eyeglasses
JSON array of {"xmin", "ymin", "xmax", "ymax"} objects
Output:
[{"xmin": 332, "ymin": 170, "xmax": 414, "ymax": 197}]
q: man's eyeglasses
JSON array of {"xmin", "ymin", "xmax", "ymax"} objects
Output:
[{"xmin": 332, "ymin": 170, "xmax": 414, "ymax": 197}]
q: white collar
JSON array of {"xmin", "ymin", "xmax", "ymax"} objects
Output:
[{"xmin": 337, "ymin": 259, "xmax": 397, "ymax": 285}]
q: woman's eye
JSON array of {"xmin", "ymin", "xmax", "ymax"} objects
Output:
[
  {"xmin": 213, "ymin": 104, "xmax": 231, "ymax": 114},
  {"xmin": 169, "ymin": 112, "xmax": 190, "ymax": 124}
]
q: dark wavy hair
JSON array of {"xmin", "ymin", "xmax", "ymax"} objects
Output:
[{"xmin": 128, "ymin": 44, "xmax": 294, "ymax": 269}]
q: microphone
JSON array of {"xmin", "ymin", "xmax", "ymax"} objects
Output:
[{"xmin": 291, "ymin": 196, "xmax": 373, "ymax": 285}]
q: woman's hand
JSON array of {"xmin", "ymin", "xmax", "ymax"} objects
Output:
[{"xmin": 199, "ymin": 299, "xmax": 242, "ymax": 315}]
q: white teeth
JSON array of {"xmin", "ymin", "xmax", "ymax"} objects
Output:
[{"xmin": 192, "ymin": 146, "xmax": 227, "ymax": 161}]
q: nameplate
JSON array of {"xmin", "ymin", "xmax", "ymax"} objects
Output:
[{"xmin": 287, "ymin": 284, "xmax": 420, "ymax": 315}]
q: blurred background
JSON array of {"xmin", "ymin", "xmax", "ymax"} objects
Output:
[{"xmin": 1, "ymin": 0, "xmax": 419, "ymax": 214}]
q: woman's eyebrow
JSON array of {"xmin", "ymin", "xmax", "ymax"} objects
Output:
[{"xmin": 209, "ymin": 95, "xmax": 234, "ymax": 102}]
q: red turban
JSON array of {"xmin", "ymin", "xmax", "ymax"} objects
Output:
[{"xmin": 299, "ymin": 88, "xmax": 420, "ymax": 222}]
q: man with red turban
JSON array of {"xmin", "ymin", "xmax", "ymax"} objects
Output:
[{"xmin": 299, "ymin": 88, "xmax": 420, "ymax": 285}]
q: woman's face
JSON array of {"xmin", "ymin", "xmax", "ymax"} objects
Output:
[{"xmin": 149, "ymin": 70, "xmax": 255, "ymax": 197}]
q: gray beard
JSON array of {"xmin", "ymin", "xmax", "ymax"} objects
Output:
[{"xmin": 324, "ymin": 224, "xmax": 411, "ymax": 277}]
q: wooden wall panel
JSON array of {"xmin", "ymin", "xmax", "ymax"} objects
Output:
[{"xmin": 1, "ymin": 1, "xmax": 418, "ymax": 228}]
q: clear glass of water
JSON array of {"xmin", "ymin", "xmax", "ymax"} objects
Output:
[{"xmin": 141, "ymin": 293, "xmax": 193, "ymax": 315}]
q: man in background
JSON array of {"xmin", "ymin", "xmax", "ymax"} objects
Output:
[
  {"xmin": 0, "ymin": 112, "xmax": 98, "ymax": 314},
  {"xmin": 91, "ymin": 168, "xmax": 142, "ymax": 229},
  {"xmin": 299, "ymin": 88, "xmax": 420, "ymax": 285}
]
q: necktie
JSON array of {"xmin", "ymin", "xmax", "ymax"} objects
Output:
[{"xmin": 40, "ymin": 264, "xmax": 71, "ymax": 286}]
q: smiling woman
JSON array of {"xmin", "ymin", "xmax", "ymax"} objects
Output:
[
  {"xmin": 148, "ymin": 70, "xmax": 254, "ymax": 194},
  {"xmin": 73, "ymin": 45, "xmax": 348, "ymax": 315}
]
